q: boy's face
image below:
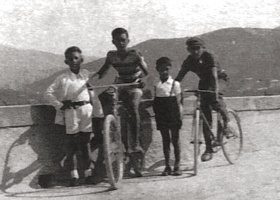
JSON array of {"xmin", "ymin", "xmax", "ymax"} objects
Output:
[
  {"xmin": 112, "ymin": 33, "xmax": 129, "ymax": 50},
  {"xmin": 187, "ymin": 45, "xmax": 204, "ymax": 59},
  {"xmin": 157, "ymin": 64, "xmax": 171, "ymax": 80},
  {"xmin": 65, "ymin": 51, "xmax": 83, "ymax": 74}
]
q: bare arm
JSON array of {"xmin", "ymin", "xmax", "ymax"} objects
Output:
[
  {"xmin": 174, "ymin": 81, "xmax": 183, "ymax": 119},
  {"xmin": 86, "ymin": 56, "xmax": 113, "ymax": 88},
  {"xmin": 137, "ymin": 55, "xmax": 149, "ymax": 78},
  {"xmin": 96, "ymin": 58, "xmax": 112, "ymax": 79}
]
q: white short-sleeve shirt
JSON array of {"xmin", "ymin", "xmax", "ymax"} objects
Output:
[
  {"xmin": 45, "ymin": 69, "xmax": 94, "ymax": 133},
  {"xmin": 154, "ymin": 76, "xmax": 181, "ymax": 97}
]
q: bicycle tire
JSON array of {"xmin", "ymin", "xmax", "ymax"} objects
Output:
[
  {"xmin": 221, "ymin": 109, "xmax": 243, "ymax": 164},
  {"xmin": 192, "ymin": 109, "xmax": 200, "ymax": 175},
  {"xmin": 103, "ymin": 114, "xmax": 124, "ymax": 189}
]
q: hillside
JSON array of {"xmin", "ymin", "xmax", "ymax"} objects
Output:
[
  {"xmin": 0, "ymin": 45, "xmax": 101, "ymax": 105},
  {"xmin": 0, "ymin": 45, "xmax": 100, "ymax": 90},
  {"xmin": 4, "ymin": 27, "xmax": 280, "ymax": 105},
  {"xmin": 0, "ymin": 45, "xmax": 67, "ymax": 90}
]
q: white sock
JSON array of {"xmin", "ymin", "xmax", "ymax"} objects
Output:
[
  {"xmin": 84, "ymin": 169, "xmax": 92, "ymax": 177},
  {"xmin": 71, "ymin": 170, "xmax": 79, "ymax": 179}
]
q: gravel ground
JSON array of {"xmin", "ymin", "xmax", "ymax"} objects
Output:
[{"xmin": 1, "ymin": 110, "xmax": 280, "ymax": 200}]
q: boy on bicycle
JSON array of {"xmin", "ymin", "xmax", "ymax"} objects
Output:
[
  {"xmin": 175, "ymin": 37, "xmax": 230, "ymax": 162},
  {"xmin": 90, "ymin": 28, "xmax": 149, "ymax": 176}
]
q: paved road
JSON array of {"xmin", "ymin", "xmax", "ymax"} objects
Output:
[{"xmin": 1, "ymin": 110, "xmax": 280, "ymax": 200}]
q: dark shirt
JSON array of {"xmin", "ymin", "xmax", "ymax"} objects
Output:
[
  {"xmin": 97, "ymin": 49, "xmax": 143, "ymax": 83},
  {"xmin": 175, "ymin": 51, "xmax": 219, "ymax": 90}
]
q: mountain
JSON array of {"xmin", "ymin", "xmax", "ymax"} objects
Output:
[
  {"xmin": 4, "ymin": 27, "xmax": 280, "ymax": 105},
  {"xmin": 200, "ymin": 28, "xmax": 280, "ymax": 96},
  {"xmin": 85, "ymin": 55, "xmax": 100, "ymax": 63},
  {"xmin": 0, "ymin": 45, "xmax": 99, "ymax": 91},
  {"xmin": 0, "ymin": 45, "xmax": 65, "ymax": 90},
  {"xmin": 0, "ymin": 45, "xmax": 100, "ymax": 105}
]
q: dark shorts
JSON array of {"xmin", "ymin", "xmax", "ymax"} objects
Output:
[{"xmin": 153, "ymin": 97, "xmax": 182, "ymax": 130}]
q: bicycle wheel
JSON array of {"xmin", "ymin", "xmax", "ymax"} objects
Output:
[
  {"xmin": 221, "ymin": 109, "xmax": 243, "ymax": 164},
  {"xmin": 192, "ymin": 109, "xmax": 200, "ymax": 175},
  {"xmin": 103, "ymin": 114, "xmax": 124, "ymax": 189}
]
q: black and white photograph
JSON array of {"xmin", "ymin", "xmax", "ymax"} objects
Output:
[{"xmin": 0, "ymin": 0, "xmax": 280, "ymax": 199}]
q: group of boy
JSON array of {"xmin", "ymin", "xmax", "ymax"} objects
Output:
[{"xmin": 45, "ymin": 27, "xmax": 229, "ymax": 186}]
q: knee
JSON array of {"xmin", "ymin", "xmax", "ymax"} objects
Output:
[{"xmin": 132, "ymin": 89, "xmax": 143, "ymax": 102}]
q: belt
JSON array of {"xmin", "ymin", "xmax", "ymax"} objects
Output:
[{"xmin": 72, "ymin": 101, "xmax": 90, "ymax": 109}]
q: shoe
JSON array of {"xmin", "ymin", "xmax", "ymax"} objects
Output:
[
  {"xmin": 129, "ymin": 151, "xmax": 143, "ymax": 177},
  {"xmin": 201, "ymin": 150, "xmax": 213, "ymax": 162},
  {"xmin": 223, "ymin": 123, "xmax": 236, "ymax": 138},
  {"xmin": 85, "ymin": 176, "xmax": 104, "ymax": 185},
  {"xmin": 68, "ymin": 178, "xmax": 79, "ymax": 187},
  {"xmin": 134, "ymin": 169, "xmax": 143, "ymax": 177},
  {"xmin": 161, "ymin": 166, "xmax": 172, "ymax": 176},
  {"xmin": 172, "ymin": 167, "xmax": 182, "ymax": 176},
  {"xmin": 38, "ymin": 174, "xmax": 54, "ymax": 188},
  {"xmin": 85, "ymin": 176, "xmax": 95, "ymax": 185},
  {"xmin": 212, "ymin": 140, "xmax": 221, "ymax": 147}
]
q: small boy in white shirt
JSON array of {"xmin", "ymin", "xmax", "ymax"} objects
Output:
[
  {"xmin": 45, "ymin": 46, "xmax": 94, "ymax": 186},
  {"xmin": 153, "ymin": 57, "xmax": 183, "ymax": 176}
]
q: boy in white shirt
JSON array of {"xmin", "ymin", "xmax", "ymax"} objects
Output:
[
  {"xmin": 153, "ymin": 57, "xmax": 183, "ymax": 176},
  {"xmin": 45, "ymin": 46, "xmax": 94, "ymax": 186}
]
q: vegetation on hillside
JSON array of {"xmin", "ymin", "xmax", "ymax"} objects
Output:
[{"xmin": 2, "ymin": 27, "xmax": 280, "ymax": 105}]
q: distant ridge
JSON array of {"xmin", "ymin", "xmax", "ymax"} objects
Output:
[
  {"xmin": 3, "ymin": 27, "xmax": 280, "ymax": 105},
  {"xmin": 0, "ymin": 45, "xmax": 99, "ymax": 105},
  {"xmin": 0, "ymin": 45, "xmax": 65, "ymax": 90},
  {"xmin": 0, "ymin": 45, "xmax": 99, "ymax": 91}
]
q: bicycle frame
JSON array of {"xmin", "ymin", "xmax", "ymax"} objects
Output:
[
  {"xmin": 186, "ymin": 90, "xmax": 219, "ymax": 142},
  {"xmin": 185, "ymin": 89, "xmax": 222, "ymax": 175},
  {"xmin": 89, "ymin": 82, "xmax": 145, "ymax": 189},
  {"xmin": 185, "ymin": 89, "xmax": 243, "ymax": 175}
]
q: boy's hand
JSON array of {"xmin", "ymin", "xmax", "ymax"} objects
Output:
[
  {"xmin": 136, "ymin": 79, "xmax": 146, "ymax": 89},
  {"xmin": 60, "ymin": 100, "xmax": 72, "ymax": 110},
  {"xmin": 179, "ymin": 104, "xmax": 184, "ymax": 120}
]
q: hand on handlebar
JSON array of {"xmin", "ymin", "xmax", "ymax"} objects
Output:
[{"xmin": 134, "ymin": 78, "xmax": 146, "ymax": 89}]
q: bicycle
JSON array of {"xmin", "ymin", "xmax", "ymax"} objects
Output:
[
  {"xmin": 184, "ymin": 89, "xmax": 243, "ymax": 175},
  {"xmin": 88, "ymin": 82, "xmax": 144, "ymax": 190}
]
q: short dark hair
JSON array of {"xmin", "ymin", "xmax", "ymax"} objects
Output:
[
  {"xmin": 64, "ymin": 46, "xmax": 82, "ymax": 57},
  {"xmin": 111, "ymin": 28, "xmax": 129, "ymax": 39},
  {"xmin": 156, "ymin": 57, "xmax": 172, "ymax": 68}
]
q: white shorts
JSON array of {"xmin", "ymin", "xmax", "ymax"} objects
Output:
[{"xmin": 64, "ymin": 103, "xmax": 93, "ymax": 134}]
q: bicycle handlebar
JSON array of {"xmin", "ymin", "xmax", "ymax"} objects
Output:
[
  {"xmin": 87, "ymin": 82, "xmax": 140, "ymax": 90},
  {"xmin": 184, "ymin": 89, "xmax": 216, "ymax": 94}
]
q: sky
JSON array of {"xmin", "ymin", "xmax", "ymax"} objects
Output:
[{"xmin": 1, "ymin": 0, "xmax": 280, "ymax": 57}]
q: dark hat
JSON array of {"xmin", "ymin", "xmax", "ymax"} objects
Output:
[{"xmin": 186, "ymin": 37, "xmax": 205, "ymax": 47}]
